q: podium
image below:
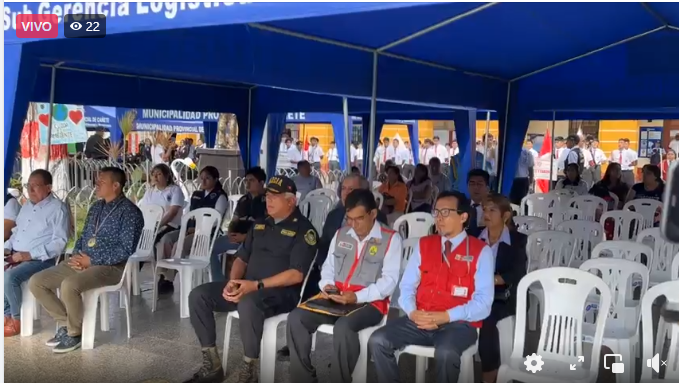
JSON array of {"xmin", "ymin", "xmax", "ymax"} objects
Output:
[{"xmin": 196, "ymin": 148, "xmax": 245, "ymax": 180}]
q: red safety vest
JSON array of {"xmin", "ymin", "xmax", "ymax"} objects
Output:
[{"xmin": 415, "ymin": 234, "xmax": 486, "ymax": 328}]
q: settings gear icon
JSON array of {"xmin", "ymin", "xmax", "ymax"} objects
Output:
[{"xmin": 524, "ymin": 353, "xmax": 544, "ymax": 373}]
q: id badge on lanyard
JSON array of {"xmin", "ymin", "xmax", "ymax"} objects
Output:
[{"xmin": 442, "ymin": 238, "xmax": 471, "ymax": 298}]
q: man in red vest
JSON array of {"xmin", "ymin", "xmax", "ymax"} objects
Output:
[{"xmin": 369, "ymin": 190, "xmax": 494, "ymax": 383}]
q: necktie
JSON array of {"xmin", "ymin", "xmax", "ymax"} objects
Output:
[
  {"xmin": 444, "ymin": 240, "xmax": 452, "ymax": 263},
  {"xmin": 383, "ymin": 147, "xmax": 386, "ymax": 163},
  {"xmin": 409, "ymin": 149, "xmax": 413, "ymax": 164},
  {"xmin": 619, "ymin": 151, "xmax": 622, "ymax": 164}
]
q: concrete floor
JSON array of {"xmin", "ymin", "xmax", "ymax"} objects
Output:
[{"xmin": 4, "ymin": 272, "xmax": 653, "ymax": 383}]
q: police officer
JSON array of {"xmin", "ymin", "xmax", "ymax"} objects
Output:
[
  {"xmin": 287, "ymin": 189, "xmax": 403, "ymax": 383},
  {"xmin": 184, "ymin": 176, "xmax": 318, "ymax": 383}
]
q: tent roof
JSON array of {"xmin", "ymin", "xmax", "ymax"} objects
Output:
[{"xmin": 5, "ymin": 2, "xmax": 679, "ymax": 115}]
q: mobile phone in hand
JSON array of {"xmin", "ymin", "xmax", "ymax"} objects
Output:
[{"xmin": 325, "ymin": 286, "xmax": 340, "ymax": 295}]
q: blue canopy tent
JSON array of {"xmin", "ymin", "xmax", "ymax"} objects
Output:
[{"xmin": 6, "ymin": 2, "xmax": 679, "ymax": 195}]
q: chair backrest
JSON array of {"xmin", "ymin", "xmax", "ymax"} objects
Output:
[
  {"xmin": 430, "ymin": 185, "xmax": 439, "ymax": 206},
  {"xmin": 526, "ymin": 230, "xmax": 576, "ymax": 272},
  {"xmin": 556, "ymin": 220, "xmax": 605, "ymax": 268},
  {"xmin": 513, "ymin": 216, "xmax": 549, "ymax": 236},
  {"xmin": 306, "ymin": 188, "xmax": 339, "ymax": 205},
  {"xmin": 552, "ymin": 208, "xmax": 584, "ymax": 228},
  {"xmin": 624, "ymin": 199, "xmax": 663, "ymax": 230},
  {"xmin": 174, "ymin": 208, "xmax": 223, "ymax": 259},
  {"xmin": 637, "ymin": 228, "xmax": 679, "ymax": 284},
  {"xmin": 673, "ymin": 253, "xmax": 679, "ymax": 280},
  {"xmin": 608, "ymin": 192, "xmax": 620, "ymax": 209},
  {"xmin": 405, "ymin": 189, "xmax": 414, "ymax": 213},
  {"xmin": 393, "ymin": 213, "xmax": 435, "ymax": 239},
  {"xmin": 390, "ymin": 237, "xmax": 420, "ymax": 311},
  {"xmin": 510, "ymin": 203, "xmax": 521, "ymax": 216},
  {"xmin": 569, "ymin": 195, "xmax": 608, "ymax": 221},
  {"xmin": 373, "ymin": 191, "xmax": 384, "ymax": 210},
  {"xmin": 549, "ymin": 189, "xmax": 577, "ymax": 209},
  {"xmin": 136, "ymin": 204, "xmax": 165, "ymax": 257},
  {"xmin": 580, "ymin": 258, "xmax": 649, "ymax": 332},
  {"xmin": 227, "ymin": 194, "xmax": 243, "ymax": 221},
  {"xmin": 512, "ymin": 267, "xmax": 612, "ymax": 368},
  {"xmin": 591, "ymin": 240, "xmax": 654, "ymax": 269},
  {"xmin": 299, "ymin": 194, "xmax": 334, "ymax": 233},
  {"xmin": 297, "ymin": 253, "xmax": 318, "ymax": 305},
  {"xmin": 600, "ymin": 210, "xmax": 643, "ymax": 240},
  {"xmin": 372, "ymin": 181, "xmax": 382, "ymax": 191},
  {"xmin": 640, "ymin": 280, "xmax": 679, "ymax": 381},
  {"xmin": 520, "ymin": 193, "xmax": 559, "ymax": 219}
]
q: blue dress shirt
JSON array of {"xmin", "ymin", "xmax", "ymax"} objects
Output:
[{"xmin": 398, "ymin": 231, "xmax": 494, "ymax": 322}]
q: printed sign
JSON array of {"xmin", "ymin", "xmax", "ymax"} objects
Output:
[{"xmin": 37, "ymin": 103, "xmax": 89, "ymax": 145}]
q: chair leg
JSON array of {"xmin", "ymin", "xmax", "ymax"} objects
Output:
[
  {"xmin": 351, "ymin": 330, "xmax": 370, "ymax": 383},
  {"xmin": 132, "ymin": 264, "xmax": 141, "ymax": 296},
  {"xmin": 20, "ymin": 287, "xmax": 35, "ymax": 337},
  {"xmin": 123, "ymin": 289, "xmax": 131, "ymax": 339},
  {"xmin": 260, "ymin": 320, "xmax": 278, "ymax": 383},
  {"xmin": 151, "ymin": 267, "xmax": 159, "ymax": 312},
  {"xmin": 179, "ymin": 268, "xmax": 193, "ymax": 319},
  {"xmin": 311, "ymin": 332, "xmax": 317, "ymax": 352},
  {"xmin": 222, "ymin": 315, "xmax": 234, "ymax": 372},
  {"xmin": 100, "ymin": 293, "xmax": 110, "ymax": 332},
  {"xmin": 414, "ymin": 356, "xmax": 427, "ymax": 383},
  {"xmin": 81, "ymin": 292, "xmax": 100, "ymax": 350},
  {"xmin": 528, "ymin": 292, "xmax": 540, "ymax": 331}
]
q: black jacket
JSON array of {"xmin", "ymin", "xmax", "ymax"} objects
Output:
[{"xmin": 468, "ymin": 226, "xmax": 527, "ymax": 315}]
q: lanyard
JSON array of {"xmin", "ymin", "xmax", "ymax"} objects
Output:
[{"xmin": 94, "ymin": 199, "xmax": 124, "ymax": 236}]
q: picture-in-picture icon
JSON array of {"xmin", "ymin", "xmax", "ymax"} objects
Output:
[{"xmin": 604, "ymin": 354, "xmax": 625, "ymax": 374}]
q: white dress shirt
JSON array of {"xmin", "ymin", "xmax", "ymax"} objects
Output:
[
  {"xmin": 515, "ymin": 149, "xmax": 534, "ymax": 178},
  {"xmin": 397, "ymin": 231, "xmax": 494, "ymax": 322},
  {"xmin": 582, "ymin": 147, "xmax": 593, "ymax": 169},
  {"xmin": 477, "ymin": 226, "xmax": 511, "ymax": 259},
  {"xmin": 396, "ymin": 147, "xmax": 413, "ymax": 165},
  {"xmin": 421, "ymin": 147, "xmax": 437, "ymax": 164},
  {"xmin": 374, "ymin": 146, "xmax": 395, "ymax": 167},
  {"xmin": 670, "ymin": 139, "xmax": 679, "ymax": 155},
  {"xmin": 350, "ymin": 146, "xmax": 358, "ymax": 163},
  {"xmin": 152, "ymin": 144, "xmax": 166, "ymax": 165},
  {"xmin": 320, "ymin": 223, "xmax": 403, "ymax": 303},
  {"xmin": 327, "ymin": 148, "xmax": 339, "ymax": 162},
  {"xmin": 435, "ymin": 144, "xmax": 448, "ymax": 161},
  {"xmin": 610, "ymin": 148, "xmax": 637, "ymax": 170},
  {"xmin": 590, "ymin": 148, "xmax": 606, "ymax": 165},
  {"xmin": 287, "ymin": 146, "xmax": 303, "ymax": 164},
  {"xmin": 308, "ymin": 145, "xmax": 324, "ymax": 163},
  {"xmin": 4, "ymin": 198, "xmax": 21, "ymax": 222},
  {"xmin": 356, "ymin": 147, "xmax": 364, "ymax": 161},
  {"xmin": 528, "ymin": 148, "xmax": 539, "ymax": 159},
  {"xmin": 140, "ymin": 184, "xmax": 186, "ymax": 228},
  {"xmin": 4, "ymin": 194, "xmax": 70, "ymax": 261},
  {"xmin": 450, "ymin": 147, "xmax": 460, "ymax": 157}
]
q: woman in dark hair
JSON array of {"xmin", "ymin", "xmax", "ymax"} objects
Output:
[
  {"xmin": 407, "ymin": 164, "xmax": 433, "ymax": 213},
  {"xmin": 468, "ymin": 193, "xmax": 527, "ymax": 383},
  {"xmin": 589, "ymin": 162, "xmax": 628, "ymax": 210},
  {"xmin": 555, "ymin": 163, "xmax": 588, "ymax": 195},
  {"xmin": 625, "ymin": 164, "xmax": 664, "ymax": 203},
  {"xmin": 377, "ymin": 165, "xmax": 407, "ymax": 225},
  {"xmin": 140, "ymin": 163, "xmax": 184, "ymax": 243}
]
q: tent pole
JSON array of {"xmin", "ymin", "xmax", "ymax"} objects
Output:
[
  {"xmin": 498, "ymin": 82, "xmax": 511, "ymax": 192},
  {"xmin": 342, "ymin": 97, "xmax": 351, "ymax": 172},
  {"xmin": 45, "ymin": 66, "xmax": 57, "ymax": 167},
  {"xmin": 482, "ymin": 111, "xmax": 491, "ymax": 171},
  {"xmin": 549, "ymin": 111, "xmax": 556, "ymax": 192},
  {"xmin": 247, "ymin": 87, "xmax": 252, "ymax": 168},
  {"xmin": 368, "ymin": 52, "xmax": 378, "ymax": 181}
]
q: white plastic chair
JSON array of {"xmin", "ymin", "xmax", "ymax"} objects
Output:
[
  {"xmin": 569, "ymin": 195, "xmax": 608, "ymax": 222},
  {"xmin": 636, "ymin": 228, "xmax": 679, "ymax": 286},
  {"xmin": 639, "ymin": 280, "xmax": 679, "ymax": 382},
  {"xmin": 81, "ymin": 261, "xmax": 133, "ymax": 350},
  {"xmin": 513, "ymin": 216, "xmax": 549, "ymax": 236},
  {"xmin": 526, "ymin": 231, "xmax": 576, "ymax": 331},
  {"xmin": 227, "ymin": 194, "xmax": 243, "ymax": 220},
  {"xmin": 299, "ymin": 194, "xmax": 334, "ymax": 234},
  {"xmin": 306, "ymin": 188, "xmax": 339, "ymax": 205},
  {"xmin": 550, "ymin": 188, "xmax": 577, "ymax": 210},
  {"xmin": 510, "ymin": 203, "xmax": 521, "ymax": 216},
  {"xmin": 20, "ymin": 255, "xmax": 63, "ymax": 337},
  {"xmin": 673, "ymin": 253, "xmax": 679, "ymax": 280},
  {"xmin": 591, "ymin": 240, "xmax": 654, "ymax": 269},
  {"xmin": 152, "ymin": 208, "xmax": 222, "ymax": 318},
  {"xmin": 600, "ymin": 210, "xmax": 644, "ymax": 241},
  {"xmin": 580, "ymin": 258, "xmax": 650, "ymax": 383},
  {"xmin": 389, "ymin": 237, "xmax": 420, "ymax": 311},
  {"xmin": 552, "ymin": 208, "xmax": 585, "ymax": 229},
  {"xmin": 397, "ymin": 328, "xmax": 479, "ymax": 383},
  {"xmin": 372, "ymin": 181, "xmax": 382, "ymax": 191},
  {"xmin": 373, "ymin": 191, "xmax": 384, "ymax": 209},
  {"xmin": 624, "ymin": 199, "xmax": 663, "ymax": 230},
  {"xmin": 609, "ymin": 192, "xmax": 620, "ymax": 210},
  {"xmin": 223, "ymin": 255, "xmax": 316, "ymax": 383},
  {"xmin": 556, "ymin": 220, "xmax": 605, "ymax": 268},
  {"xmin": 520, "ymin": 193, "xmax": 560, "ymax": 219},
  {"xmin": 127, "ymin": 204, "xmax": 165, "ymax": 296},
  {"xmin": 496, "ymin": 267, "xmax": 612, "ymax": 383},
  {"xmin": 392, "ymin": 213, "xmax": 435, "ymax": 239}
]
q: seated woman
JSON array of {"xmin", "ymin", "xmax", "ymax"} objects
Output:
[
  {"xmin": 625, "ymin": 164, "xmax": 664, "ymax": 203},
  {"xmin": 661, "ymin": 149, "xmax": 676, "ymax": 182},
  {"xmin": 469, "ymin": 193, "xmax": 527, "ymax": 383},
  {"xmin": 555, "ymin": 163, "xmax": 589, "ymax": 195},
  {"xmin": 589, "ymin": 163, "xmax": 628, "ymax": 210},
  {"xmin": 378, "ymin": 165, "xmax": 408, "ymax": 226},
  {"xmin": 407, "ymin": 164, "xmax": 433, "ymax": 213},
  {"xmin": 156, "ymin": 166, "xmax": 227, "ymax": 293},
  {"xmin": 139, "ymin": 164, "xmax": 185, "ymax": 257},
  {"xmin": 4, "ymin": 194, "xmax": 21, "ymax": 241}
]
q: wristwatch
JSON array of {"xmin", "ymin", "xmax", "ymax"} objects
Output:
[{"xmin": 257, "ymin": 280, "xmax": 264, "ymax": 290}]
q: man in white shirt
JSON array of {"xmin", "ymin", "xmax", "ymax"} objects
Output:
[
  {"xmin": 449, "ymin": 140, "xmax": 460, "ymax": 158},
  {"xmin": 589, "ymin": 138, "xmax": 606, "ymax": 181},
  {"xmin": 669, "ymin": 133, "xmax": 679, "ymax": 155},
  {"xmin": 525, "ymin": 139, "xmax": 539, "ymax": 159},
  {"xmin": 421, "ymin": 139, "xmax": 436, "ymax": 165},
  {"xmin": 610, "ymin": 138, "xmax": 638, "ymax": 187},
  {"xmin": 308, "ymin": 137, "xmax": 324, "ymax": 171},
  {"xmin": 373, "ymin": 138, "xmax": 392, "ymax": 174},
  {"xmin": 390, "ymin": 139, "xmax": 400, "ymax": 164},
  {"xmin": 399, "ymin": 140, "xmax": 414, "ymax": 166},
  {"xmin": 467, "ymin": 169, "xmax": 490, "ymax": 230},
  {"xmin": 432, "ymin": 136, "xmax": 447, "ymax": 163},
  {"xmin": 287, "ymin": 139, "xmax": 303, "ymax": 167},
  {"xmin": 280, "ymin": 133, "xmax": 290, "ymax": 154},
  {"xmin": 287, "ymin": 189, "xmax": 402, "ymax": 383},
  {"xmin": 4, "ymin": 170, "xmax": 70, "ymax": 337},
  {"xmin": 152, "ymin": 143, "xmax": 166, "ymax": 165},
  {"xmin": 327, "ymin": 141, "xmax": 340, "ymax": 171},
  {"xmin": 509, "ymin": 148, "xmax": 535, "ymax": 205}
]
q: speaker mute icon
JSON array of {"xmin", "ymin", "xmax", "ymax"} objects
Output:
[{"xmin": 646, "ymin": 353, "xmax": 668, "ymax": 373}]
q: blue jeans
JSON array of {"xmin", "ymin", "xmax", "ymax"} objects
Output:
[
  {"xmin": 210, "ymin": 236, "xmax": 240, "ymax": 283},
  {"xmin": 4, "ymin": 260, "xmax": 53, "ymax": 318}
]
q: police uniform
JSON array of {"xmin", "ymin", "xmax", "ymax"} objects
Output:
[
  {"xmin": 234, "ymin": 193, "xmax": 267, "ymax": 220},
  {"xmin": 185, "ymin": 176, "xmax": 318, "ymax": 383}
]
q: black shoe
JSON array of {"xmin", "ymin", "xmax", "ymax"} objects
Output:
[
  {"xmin": 45, "ymin": 326, "xmax": 68, "ymax": 347},
  {"xmin": 276, "ymin": 346, "xmax": 290, "ymax": 362},
  {"xmin": 183, "ymin": 347, "xmax": 224, "ymax": 383},
  {"xmin": 157, "ymin": 275, "xmax": 174, "ymax": 295},
  {"xmin": 53, "ymin": 334, "xmax": 82, "ymax": 354},
  {"xmin": 235, "ymin": 359, "xmax": 258, "ymax": 383}
]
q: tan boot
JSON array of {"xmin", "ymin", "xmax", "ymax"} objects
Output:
[{"xmin": 4, "ymin": 318, "xmax": 20, "ymax": 337}]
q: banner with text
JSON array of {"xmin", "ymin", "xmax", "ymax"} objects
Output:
[
  {"xmin": 134, "ymin": 120, "xmax": 205, "ymax": 134},
  {"xmin": 37, "ymin": 103, "xmax": 88, "ymax": 145}
]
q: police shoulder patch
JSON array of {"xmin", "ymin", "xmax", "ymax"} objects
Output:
[
  {"xmin": 254, "ymin": 224, "xmax": 266, "ymax": 230},
  {"xmin": 304, "ymin": 229, "xmax": 317, "ymax": 246}
]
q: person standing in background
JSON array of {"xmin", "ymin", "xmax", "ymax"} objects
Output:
[
  {"xmin": 610, "ymin": 138, "xmax": 638, "ymax": 187},
  {"xmin": 661, "ymin": 149, "xmax": 677, "ymax": 181},
  {"xmin": 280, "ymin": 133, "xmax": 290, "ymax": 154},
  {"xmin": 373, "ymin": 138, "xmax": 391, "ymax": 174},
  {"xmin": 433, "ymin": 136, "xmax": 448, "ymax": 163},
  {"xmin": 421, "ymin": 139, "xmax": 436, "ymax": 165},
  {"xmin": 308, "ymin": 137, "xmax": 324, "ymax": 171},
  {"xmin": 449, "ymin": 139, "xmax": 460, "ymax": 158},
  {"xmin": 391, "ymin": 139, "xmax": 400, "ymax": 164},
  {"xmin": 84, "ymin": 127, "xmax": 108, "ymax": 160},
  {"xmin": 524, "ymin": 139, "xmax": 538, "ymax": 159},
  {"xmin": 589, "ymin": 138, "xmax": 606, "ymax": 182},
  {"xmin": 327, "ymin": 141, "xmax": 340, "ymax": 171},
  {"xmin": 509, "ymin": 147, "xmax": 534, "ymax": 205},
  {"xmin": 669, "ymin": 133, "xmax": 679, "ymax": 155}
]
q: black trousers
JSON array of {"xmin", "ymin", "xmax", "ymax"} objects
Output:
[
  {"xmin": 509, "ymin": 177, "xmax": 530, "ymax": 205},
  {"xmin": 369, "ymin": 316, "xmax": 478, "ymax": 383},
  {"xmin": 188, "ymin": 281, "xmax": 298, "ymax": 359},
  {"xmin": 478, "ymin": 302, "xmax": 513, "ymax": 372},
  {"xmin": 288, "ymin": 305, "xmax": 384, "ymax": 383}
]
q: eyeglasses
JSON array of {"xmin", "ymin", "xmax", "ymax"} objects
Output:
[
  {"xmin": 346, "ymin": 214, "xmax": 369, "ymax": 225},
  {"xmin": 432, "ymin": 208, "xmax": 463, "ymax": 218}
]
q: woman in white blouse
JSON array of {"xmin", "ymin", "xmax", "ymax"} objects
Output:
[{"xmin": 555, "ymin": 163, "xmax": 589, "ymax": 195}]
